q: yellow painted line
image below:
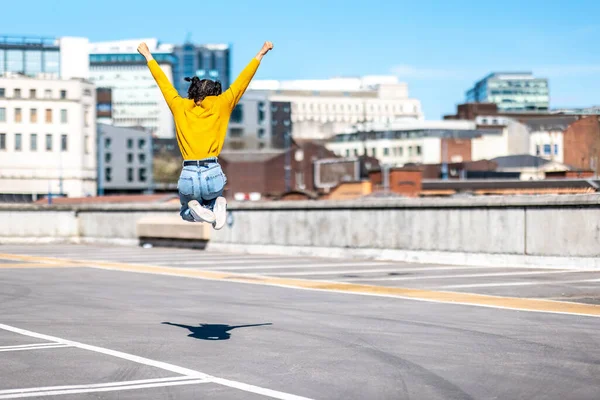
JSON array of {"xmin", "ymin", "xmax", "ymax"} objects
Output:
[{"xmin": 1, "ymin": 253, "xmax": 600, "ymax": 317}]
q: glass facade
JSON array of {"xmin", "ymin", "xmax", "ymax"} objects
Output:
[
  {"xmin": 0, "ymin": 36, "xmax": 60, "ymax": 77},
  {"xmin": 465, "ymin": 73, "xmax": 549, "ymax": 112},
  {"xmin": 173, "ymin": 44, "xmax": 230, "ymax": 97}
]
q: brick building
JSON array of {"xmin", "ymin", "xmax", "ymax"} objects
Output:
[
  {"xmin": 219, "ymin": 141, "xmax": 337, "ymax": 199},
  {"xmin": 563, "ymin": 116, "xmax": 600, "ymax": 173}
]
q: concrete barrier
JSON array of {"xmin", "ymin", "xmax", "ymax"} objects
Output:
[{"xmin": 0, "ymin": 195, "xmax": 599, "ymax": 267}]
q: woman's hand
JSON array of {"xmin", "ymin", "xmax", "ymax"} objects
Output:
[{"xmin": 256, "ymin": 41, "xmax": 274, "ymax": 61}]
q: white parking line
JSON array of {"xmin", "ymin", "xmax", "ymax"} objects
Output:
[
  {"xmin": 0, "ymin": 323, "xmax": 313, "ymax": 400},
  {"xmin": 0, "ymin": 377, "xmax": 208, "ymax": 399},
  {"xmin": 266, "ymin": 265, "xmax": 546, "ymax": 277},
  {"xmin": 439, "ymin": 278, "xmax": 600, "ymax": 289},
  {"xmin": 201, "ymin": 262, "xmax": 388, "ymax": 271},
  {"xmin": 338, "ymin": 270, "xmax": 584, "ymax": 282},
  {"xmin": 0, "ymin": 343, "xmax": 69, "ymax": 352}
]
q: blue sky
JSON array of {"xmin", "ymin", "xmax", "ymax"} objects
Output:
[{"xmin": 3, "ymin": 0, "xmax": 599, "ymax": 119}]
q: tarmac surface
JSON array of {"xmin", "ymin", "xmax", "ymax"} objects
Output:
[{"xmin": 1, "ymin": 244, "xmax": 600, "ymax": 399}]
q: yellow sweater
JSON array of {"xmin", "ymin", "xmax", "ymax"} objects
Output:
[{"xmin": 148, "ymin": 58, "xmax": 260, "ymax": 160}]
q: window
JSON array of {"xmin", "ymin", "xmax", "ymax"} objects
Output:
[
  {"xmin": 45, "ymin": 109, "xmax": 52, "ymax": 123},
  {"xmin": 84, "ymin": 135, "xmax": 90, "ymax": 154},
  {"xmin": 230, "ymin": 128, "xmax": 243, "ymax": 137},
  {"xmin": 231, "ymin": 104, "xmax": 243, "ymax": 123},
  {"xmin": 272, "ymin": 120, "xmax": 278, "ymax": 126},
  {"xmin": 416, "ymin": 145, "xmax": 422, "ymax": 156},
  {"xmin": 60, "ymin": 109, "xmax": 67, "ymax": 123},
  {"xmin": 105, "ymin": 167, "xmax": 112, "ymax": 182},
  {"xmin": 554, "ymin": 144, "xmax": 559, "ymax": 155},
  {"xmin": 14, "ymin": 134, "xmax": 22, "ymax": 151},
  {"xmin": 14, "ymin": 89, "xmax": 21, "ymax": 99},
  {"xmin": 536, "ymin": 145, "xmax": 541, "ymax": 156},
  {"xmin": 30, "ymin": 134, "xmax": 37, "ymax": 151},
  {"xmin": 138, "ymin": 138, "xmax": 146, "ymax": 149},
  {"xmin": 283, "ymin": 105, "xmax": 290, "ymax": 113},
  {"xmin": 84, "ymin": 89, "xmax": 92, "ymax": 96},
  {"xmin": 105, "ymin": 137, "xmax": 111, "ymax": 149},
  {"xmin": 44, "ymin": 89, "xmax": 51, "ymax": 99},
  {"xmin": 399, "ymin": 147, "xmax": 404, "ymax": 156},
  {"xmin": 139, "ymin": 168, "xmax": 147, "ymax": 182},
  {"xmin": 15, "ymin": 108, "xmax": 22, "ymax": 123},
  {"xmin": 84, "ymin": 109, "xmax": 90, "ymax": 127},
  {"xmin": 105, "ymin": 153, "xmax": 112, "ymax": 163},
  {"xmin": 283, "ymin": 120, "xmax": 291, "ymax": 127},
  {"xmin": 30, "ymin": 108, "xmax": 37, "ymax": 123},
  {"xmin": 408, "ymin": 146, "xmax": 413, "ymax": 156},
  {"xmin": 384, "ymin": 147, "xmax": 390, "ymax": 156},
  {"xmin": 543, "ymin": 144, "xmax": 551, "ymax": 155},
  {"xmin": 0, "ymin": 88, "xmax": 5, "ymax": 98},
  {"xmin": 127, "ymin": 153, "xmax": 133, "ymax": 163},
  {"xmin": 353, "ymin": 148, "xmax": 359, "ymax": 156},
  {"xmin": 61, "ymin": 134, "xmax": 68, "ymax": 151},
  {"xmin": 371, "ymin": 148, "xmax": 376, "ymax": 157},
  {"xmin": 0, "ymin": 108, "xmax": 5, "ymax": 122},
  {"xmin": 0, "ymin": 133, "xmax": 5, "ymax": 150},
  {"xmin": 30, "ymin": 89, "xmax": 36, "ymax": 99},
  {"xmin": 345, "ymin": 149, "xmax": 350, "ymax": 157},
  {"xmin": 271, "ymin": 105, "xmax": 279, "ymax": 113},
  {"xmin": 127, "ymin": 138, "xmax": 133, "ymax": 149},
  {"xmin": 138, "ymin": 153, "xmax": 146, "ymax": 163},
  {"xmin": 258, "ymin": 102, "xmax": 265, "ymax": 124},
  {"xmin": 60, "ymin": 90, "xmax": 67, "ymax": 99},
  {"xmin": 46, "ymin": 134, "xmax": 52, "ymax": 151},
  {"xmin": 127, "ymin": 168, "xmax": 134, "ymax": 182}
]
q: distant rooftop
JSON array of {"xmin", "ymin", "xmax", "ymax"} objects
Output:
[
  {"xmin": 0, "ymin": 35, "xmax": 59, "ymax": 48},
  {"xmin": 474, "ymin": 72, "xmax": 547, "ymax": 82},
  {"xmin": 90, "ymin": 38, "xmax": 174, "ymax": 54},
  {"xmin": 250, "ymin": 76, "xmax": 402, "ymax": 92}
]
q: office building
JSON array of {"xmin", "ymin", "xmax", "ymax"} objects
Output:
[
  {"xmin": 465, "ymin": 72, "xmax": 549, "ymax": 112},
  {"xmin": 0, "ymin": 75, "xmax": 97, "ymax": 201},
  {"xmin": 89, "ymin": 39, "xmax": 176, "ymax": 138},
  {"xmin": 0, "ymin": 35, "xmax": 89, "ymax": 80},
  {"xmin": 97, "ymin": 124, "xmax": 153, "ymax": 195},
  {"xmin": 172, "ymin": 43, "xmax": 230, "ymax": 97},
  {"xmin": 326, "ymin": 120, "xmax": 486, "ymax": 167},
  {"xmin": 250, "ymin": 76, "xmax": 423, "ymax": 140},
  {"xmin": 225, "ymin": 91, "xmax": 292, "ymax": 150}
]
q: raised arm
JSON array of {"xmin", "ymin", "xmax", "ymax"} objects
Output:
[
  {"xmin": 138, "ymin": 42, "xmax": 182, "ymax": 109},
  {"xmin": 221, "ymin": 41, "xmax": 274, "ymax": 110}
]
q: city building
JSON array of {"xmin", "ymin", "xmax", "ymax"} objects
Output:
[
  {"xmin": 225, "ymin": 91, "xmax": 292, "ymax": 150},
  {"xmin": 466, "ymin": 72, "xmax": 549, "ymax": 112},
  {"xmin": 563, "ymin": 116, "xmax": 600, "ymax": 173},
  {"xmin": 326, "ymin": 120, "xmax": 489, "ymax": 167},
  {"xmin": 249, "ymin": 76, "xmax": 423, "ymax": 140},
  {"xmin": 89, "ymin": 39, "xmax": 176, "ymax": 138},
  {"xmin": 0, "ymin": 35, "xmax": 89, "ymax": 80},
  {"xmin": 172, "ymin": 43, "xmax": 230, "ymax": 96},
  {"xmin": 0, "ymin": 75, "xmax": 97, "ymax": 201},
  {"xmin": 97, "ymin": 124, "xmax": 153, "ymax": 195}
]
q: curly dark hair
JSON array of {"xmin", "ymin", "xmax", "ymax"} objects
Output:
[{"xmin": 185, "ymin": 76, "xmax": 222, "ymax": 103}]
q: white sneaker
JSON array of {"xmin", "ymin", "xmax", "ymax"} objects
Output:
[
  {"xmin": 188, "ymin": 200, "xmax": 216, "ymax": 224},
  {"xmin": 213, "ymin": 197, "xmax": 227, "ymax": 230}
]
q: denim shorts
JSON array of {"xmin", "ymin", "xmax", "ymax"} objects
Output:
[{"xmin": 177, "ymin": 159, "xmax": 227, "ymax": 221}]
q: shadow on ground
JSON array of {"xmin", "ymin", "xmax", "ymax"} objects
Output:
[{"xmin": 162, "ymin": 322, "xmax": 272, "ymax": 340}]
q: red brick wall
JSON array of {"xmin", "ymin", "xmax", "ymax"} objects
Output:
[
  {"xmin": 440, "ymin": 138, "xmax": 472, "ymax": 163},
  {"xmin": 563, "ymin": 117, "xmax": 600, "ymax": 172}
]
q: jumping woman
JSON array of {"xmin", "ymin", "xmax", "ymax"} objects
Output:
[{"xmin": 137, "ymin": 41, "xmax": 274, "ymax": 229}]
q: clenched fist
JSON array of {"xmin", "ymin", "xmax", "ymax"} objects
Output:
[
  {"xmin": 137, "ymin": 42, "xmax": 151, "ymax": 59},
  {"xmin": 260, "ymin": 41, "xmax": 274, "ymax": 56}
]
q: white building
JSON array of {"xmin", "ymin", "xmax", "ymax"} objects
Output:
[
  {"xmin": 472, "ymin": 116, "xmax": 530, "ymax": 161},
  {"xmin": 0, "ymin": 76, "xmax": 97, "ymax": 201},
  {"xmin": 326, "ymin": 120, "xmax": 484, "ymax": 166},
  {"xmin": 250, "ymin": 76, "xmax": 423, "ymax": 140},
  {"xmin": 89, "ymin": 39, "xmax": 176, "ymax": 138}
]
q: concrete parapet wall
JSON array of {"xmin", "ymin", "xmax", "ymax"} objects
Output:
[{"xmin": 1, "ymin": 195, "xmax": 599, "ymax": 263}]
